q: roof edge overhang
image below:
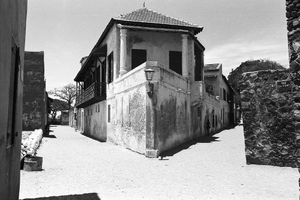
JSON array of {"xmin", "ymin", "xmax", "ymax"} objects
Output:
[{"xmin": 114, "ymin": 19, "xmax": 203, "ymax": 35}]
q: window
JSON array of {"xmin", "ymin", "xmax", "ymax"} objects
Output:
[
  {"xmin": 194, "ymin": 45, "xmax": 203, "ymax": 81},
  {"xmin": 223, "ymin": 89, "xmax": 226, "ymax": 101},
  {"xmin": 221, "ymin": 109, "xmax": 222, "ymax": 119},
  {"xmin": 108, "ymin": 104, "xmax": 111, "ymax": 123},
  {"xmin": 132, "ymin": 49, "xmax": 147, "ymax": 69},
  {"xmin": 227, "ymin": 92, "xmax": 230, "ymax": 103},
  {"xmin": 7, "ymin": 39, "xmax": 20, "ymax": 148},
  {"xmin": 197, "ymin": 106, "xmax": 201, "ymax": 118},
  {"xmin": 169, "ymin": 51, "xmax": 182, "ymax": 75},
  {"xmin": 108, "ymin": 52, "xmax": 113, "ymax": 83}
]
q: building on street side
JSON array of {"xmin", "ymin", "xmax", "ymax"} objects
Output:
[
  {"xmin": 203, "ymin": 63, "xmax": 236, "ymax": 135},
  {"xmin": 0, "ymin": 0, "xmax": 28, "ymax": 199},
  {"xmin": 74, "ymin": 7, "xmax": 235, "ymax": 157}
]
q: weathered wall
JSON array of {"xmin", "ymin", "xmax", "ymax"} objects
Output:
[
  {"xmin": 191, "ymin": 81, "xmax": 204, "ymax": 137},
  {"xmin": 0, "ymin": 0, "xmax": 27, "ymax": 199},
  {"xmin": 240, "ymin": 69, "xmax": 298, "ymax": 167},
  {"xmin": 23, "ymin": 51, "xmax": 46, "ymax": 131},
  {"xmin": 203, "ymin": 93, "xmax": 221, "ymax": 135},
  {"xmin": 151, "ymin": 65, "xmax": 193, "ymax": 155},
  {"xmin": 107, "ymin": 63, "xmax": 147, "ymax": 153},
  {"xmin": 84, "ymin": 101, "xmax": 107, "ymax": 142}
]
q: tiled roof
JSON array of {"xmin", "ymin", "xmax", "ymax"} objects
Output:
[
  {"xmin": 114, "ymin": 7, "xmax": 202, "ymax": 30},
  {"xmin": 204, "ymin": 63, "xmax": 221, "ymax": 71}
]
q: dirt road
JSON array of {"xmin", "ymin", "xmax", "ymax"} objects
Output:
[{"xmin": 19, "ymin": 125, "xmax": 298, "ymax": 200}]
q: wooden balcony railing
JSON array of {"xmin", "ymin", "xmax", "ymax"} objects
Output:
[{"xmin": 76, "ymin": 82, "xmax": 106, "ymax": 108}]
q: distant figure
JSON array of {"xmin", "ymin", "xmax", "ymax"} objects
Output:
[{"xmin": 206, "ymin": 119, "xmax": 211, "ymax": 136}]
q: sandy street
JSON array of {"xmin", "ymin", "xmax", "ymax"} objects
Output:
[{"xmin": 19, "ymin": 125, "xmax": 298, "ymax": 200}]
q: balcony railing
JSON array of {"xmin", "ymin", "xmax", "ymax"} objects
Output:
[{"xmin": 76, "ymin": 82, "xmax": 106, "ymax": 108}]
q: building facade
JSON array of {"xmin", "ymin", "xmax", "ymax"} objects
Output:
[
  {"xmin": 0, "ymin": 0, "xmax": 28, "ymax": 199},
  {"xmin": 74, "ymin": 8, "xmax": 234, "ymax": 157},
  {"xmin": 203, "ymin": 63, "xmax": 236, "ymax": 135}
]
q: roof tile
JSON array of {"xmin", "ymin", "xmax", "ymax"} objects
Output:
[{"xmin": 114, "ymin": 7, "xmax": 202, "ymax": 29}]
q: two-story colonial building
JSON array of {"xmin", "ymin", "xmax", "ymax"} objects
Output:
[{"xmin": 74, "ymin": 7, "xmax": 207, "ymax": 157}]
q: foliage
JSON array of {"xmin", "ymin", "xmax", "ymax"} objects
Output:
[
  {"xmin": 49, "ymin": 99, "xmax": 69, "ymax": 122},
  {"xmin": 228, "ymin": 59, "xmax": 285, "ymax": 93},
  {"xmin": 49, "ymin": 83, "xmax": 76, "ymax": 110}
]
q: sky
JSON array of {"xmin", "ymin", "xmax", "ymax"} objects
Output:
[{"xmin": 25, "ymin": 0, "xmax": 289, "ymax": 91}]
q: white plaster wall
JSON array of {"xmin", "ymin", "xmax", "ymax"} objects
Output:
[
  {"xmin": 153, "ymin": 66, "xmax": 192, "ymax": 155},
  {"xmin": 106, "ymin": 64, "xmax": 148, "ymax": 154},
  {"xmin": 83, "ymin": 101, "xmax": 107, "ymax": 141}
]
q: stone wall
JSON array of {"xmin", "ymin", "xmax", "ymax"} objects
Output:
[
  {"xmin": 23, "ymin": 51, "xmax": 46, "ymax": 131},
  {"xmin": 240, "ymin": 69, "xmax": 299, "ymax": 168},
  {"xmin": 286, "ymin": 0, "xmax": 300, "ymax": 189}
]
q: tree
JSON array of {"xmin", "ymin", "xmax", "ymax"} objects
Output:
[
  {"xmin": 49, "ymin": 99, "xmax": 69, "ymax": 123},
  {"xmin": 49, "ymin": 83, "xmax": 76, "ymax": 110}
]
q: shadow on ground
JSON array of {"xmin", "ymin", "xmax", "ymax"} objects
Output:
[
  {"xmin": 159, "ymin": 124, "xmax": 239, "ymax": 158},
  {"xmin": 21, "ymin": 193, "xmax": 101, "ymax": 200},
  {"xmin": 159, "ymin": 135, "xmax": 220, "ymax": 158},
  {"xmin": 81, "ymin": 133, "xmax": 106, "ymax": 143},
  {"xmin": 43, "ymin": 134, "xmax": 57, "ymax": 138}
]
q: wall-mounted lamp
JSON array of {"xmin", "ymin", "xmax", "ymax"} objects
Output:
[
  {"xmin": 144, "ymin": 68, "xmax": 155, "ymax": 81},
  {"xmin": 144, "ymin": 68, "xmax": 155, "ymax": 97}
]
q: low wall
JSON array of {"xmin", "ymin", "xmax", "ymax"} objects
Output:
[{"xmin": 240, "ymin": 69, "xmax": 298, "ymax": 167}]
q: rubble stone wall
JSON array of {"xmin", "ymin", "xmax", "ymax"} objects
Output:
[
  {"xmin": 240, "ymin": 69, "xmax": 299, "ymax": 168},
  {"xmin": 286, "ymin": 0, "xmax": 300, "ymax": 189}
]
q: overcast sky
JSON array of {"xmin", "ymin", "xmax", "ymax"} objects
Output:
[{"xmin": 25, "ymin": 0, "xmax": 288, "ymax": 91}]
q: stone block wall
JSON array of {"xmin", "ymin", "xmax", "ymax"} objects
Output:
[{"xmin": 240, "ymin": 69, "xmax": 299, "ymax": 168}]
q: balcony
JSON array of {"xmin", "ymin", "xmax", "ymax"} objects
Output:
[{"xmin": 76, "ymin": 82, "xmax": 106, "ymax": 108}]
